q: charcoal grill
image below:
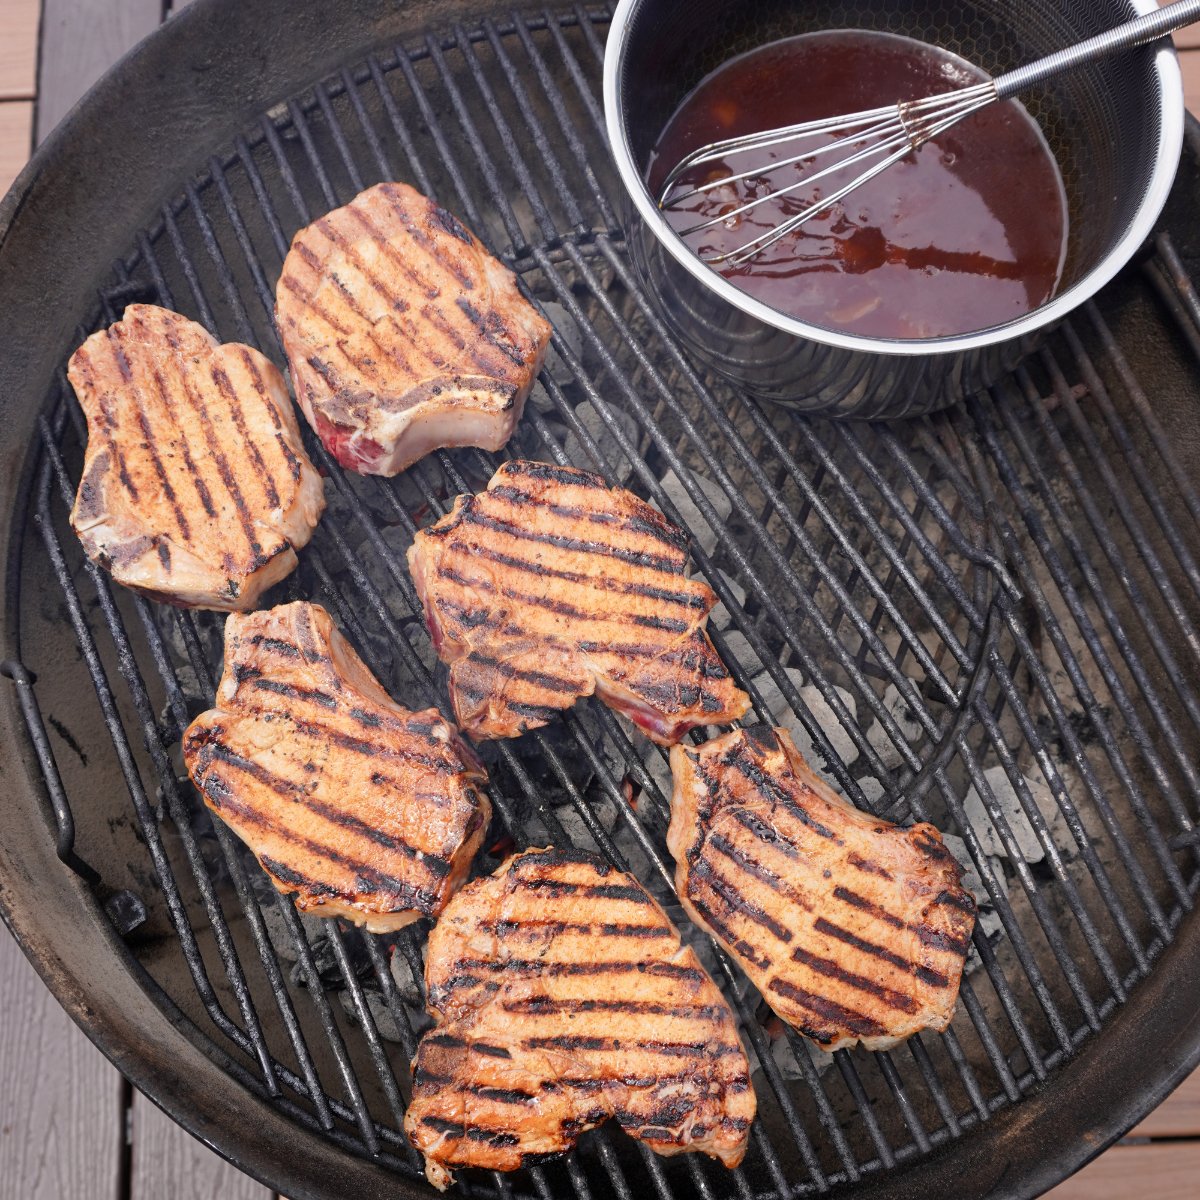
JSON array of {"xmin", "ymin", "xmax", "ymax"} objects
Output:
[{"xmin": 2, "ymin": 1, "xmax": 1200, "ymax": 1196}]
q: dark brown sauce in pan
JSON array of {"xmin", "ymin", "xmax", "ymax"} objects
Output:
[{"xmin": 649, "ymin": 31, "xmax": 1069, "ymax": 339}]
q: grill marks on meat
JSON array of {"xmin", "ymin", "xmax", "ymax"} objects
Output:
[
  {"xmin": 407, "ymin": 460, "xmax": 750, "ymax": 744},
  {"xmin": 183, "ymin": 602, "xmax": 489, "ymax": 931},
  {"xmin": 404, "ymin": 847, "xmax": 755, "ymax": 1188},
  {"xmin": 68, "ymin": 305, "xmax": 324, "ymax": 610},
  {"xmin": 669, "ymin": 726, "xmax": 975, "ymax": 1051},
  {"xmin": 275, "ymin": 183, "xmax": 551, "ymax": 476}
]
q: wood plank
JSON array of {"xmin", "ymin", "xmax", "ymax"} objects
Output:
[
  {"xmin": 129, "ymin": 1090, "xmax": 273, "ymax": 1200},
  {"xmin": 1161, "ymin": 0, "xmax": 1200, "ymax": 49},
  {"xmin": 1181, "ymin": 48, "xmax": 1200, "ymax": 115},
  {"xmin": 1047, "ymin": 1141, "xmax": 1200, "ymax": 1199},
  {"xmin": 0, "ymin": 100, "xmax": 32, "ymax": 196},
  {"xmin": 0, "ymin": 0, "xmax": 38, "ymax": 100},
  {"xmin": 1132, "ymin": 1069, "xmax": 1200, "ymax": 1138},
  {"xmin": 36, "ymin": 0, "xmax": 161, "ymax": 143},
  {"xmin": 0, "ymin": 929, "xmax": 122, "ymax": 1200}
]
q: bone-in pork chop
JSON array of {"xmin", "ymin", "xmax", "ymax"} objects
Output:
[
  {"xmin": 669, "ymin": 725, "xmax": 975, "ymax": 1051},
  {"xmin": 183, "ymin": 601, "xmax": 490, "ymax": 931},
  {"xmin": 69, "ymin": 304, "xmax": 324, "ymax": 610},
  {"xmin": 404, "ymin": 847, "xmax": 755, "ymax": 1188},
  {"xmin": 407, "ymin": 459, "xmax": 750, "ymax": 744},
  {"xmin": 275, "ymin": 182, "xmax": 551, "ymax": 476}
]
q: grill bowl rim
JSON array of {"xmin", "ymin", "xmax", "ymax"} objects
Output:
[{"xmin": 0, "ymin": 1, "xmax": 1199, "ymax": 1197}]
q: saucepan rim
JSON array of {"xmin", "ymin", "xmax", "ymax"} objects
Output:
[{"xmin": 602, "ymin": 0, "xmax": 1185, "ymax": 359}]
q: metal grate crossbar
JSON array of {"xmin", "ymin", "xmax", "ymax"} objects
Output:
[{"xmin": 11, "ymin": 6, "xmax": 1200, "ymax": 1197}]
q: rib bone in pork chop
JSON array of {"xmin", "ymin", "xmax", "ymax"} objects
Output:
[
  {"xmin": 69, "ymin": 304, "xmax": 324, "ymax": 610},
  {"xmin": 404, "ymin": 847, "xmax": 755, "ymax": 1189},
  {"xmin": 669, "ymin": 725, "xmax": 976, "ymax": 1051},
  {"xmin": 407, "ymin": 459, "xmax": 750, "ymax": 744},
  {"xmin": 275, "ymin": 182, "xmax": 551, "ymax": 476},
  {"xmin": 183, "ymin": 602, "xmax": 490, "ymax": 931}
]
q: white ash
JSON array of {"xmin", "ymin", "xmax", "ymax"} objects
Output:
[
  {"xmin": 941, "ymin": 832, "xmax": 1007, "ymax": 976},
  {"xmin": 390, "ymin": 941, "xmax": 425, "ymax": 1008},
  {"xmin": 539, "ymin": 302, "xmax": 583, "ymax": 386},
  {"xmin": 709, "ymin": 571, "xmax": 747, "ymax": 631},
  {"xmin": 355, "ymin": 521, "xmax": 416, "ymax": 605},
  {"xmin": 316, "ymin": 480, "xmax": 361, "ymax": 542},
  {"xmin": 549, "ymin": 799, "xmax": 624, "ymax": 854},
  {"xmin": 253, "ymin": 896, "xmax": 303, "ymax": 964},
  {"xmin": 339, "ymin": 984, "xmax": 412, "ymax": 1045},
  {"xmin": 967, "ymin": 903, "xmax": 1007, "ymax": 977},
  {"xmin": 865, "ymin": 682, "xmax": 925, "ymax": 771},
  {"xmin": 747, "ymin": 666, "xmax": 805, "ymax": 730},
  {"xmin": 714, "ymin": 631, "xmax": 760, "ymax": 683},
  {"xmin": 854, "ymin": 776, "xmax": 887, "ymax": 808},
  {"xmin": 793, "ymin": 684, "xmax": 861, "ymax": 775},
  {"xmin": 158, "ymin": 670, "xmax": 203, "ymax": 727},
  {"xmin": 962, "ymin": 765, "xmax": 1047, "ymax": 864},
  {"xmin": 750, "ymin": 670, "xmax": 860, "ymax": 779},
  {"xmin": 657, "ymin": 468, "xmax": 732, "ymax": 557},
  {"xmin": 527, "ymin": 379, "xmax": 557, "ymax": 415},
  {"xmin": 878, "ymin": 631, "xmax": 927, "ymax": 685},
  {"xmin": 768, "ymin": 1030, "xmax": 835, "ymax": 1081},
  {"xmin": 636, "ymin": 747, "xmax": 675, "ymax": 812},
  {"xmin": 940, "ymin": 833, "xmax": 1008, "ymax": 905},
  {"xmin": 248, "ymin": 880, "xmax": 330, "ymax": 967},
  {"xmin": 562, "ymin": 401, "xmax": 639, "ymax": 482},
  {"xmin": 151, "ymin": 608, "xmax": 222, "ymax": 702}
]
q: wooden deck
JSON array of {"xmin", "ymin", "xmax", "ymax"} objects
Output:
[{"xmin": 1, "ymin": 2, "xmax": 1199, "ymax": 1196}]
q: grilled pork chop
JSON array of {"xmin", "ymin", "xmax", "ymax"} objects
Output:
[
  {"xmin": 404, "ymin": 847, "xmax": 755, "ymax": 1188},
  {"xmin": 669, "ymin": 726, "xmax": 975, "ymax": 1051},
  {"xmin": 183, "ymin": 602, "xmax": 489, "ymax": 931},
  {"xmin": 69, "ymin": 305, "xmax": 324, "ymax": 610},
  {"xmin": 275, "ymin": 182, "xmax": 552, "ymax": 476},
  {"xmin": 408, "ymin": 459, "xmax": 750, "ymax": 744}
]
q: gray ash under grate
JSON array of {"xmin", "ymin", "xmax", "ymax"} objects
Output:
[{"xmin": 8, "ymin": 6, "xmax": 1200, "ymax": 1198}]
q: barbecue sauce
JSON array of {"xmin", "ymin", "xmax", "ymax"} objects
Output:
[{"xmin": 649, "ymin": 31, "xmax": 1069, "ymax": 339}]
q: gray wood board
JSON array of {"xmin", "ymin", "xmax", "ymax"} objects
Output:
[
  {"xmin": 129, "ymin": 1090, "xmax": 273, "ymax": 1200},
  {"xmin": 36, "ymin": 0, "xmax": 162, "ymax": 142},
  {"xmin": 0, "ymin": 928, "xmax": 121, "ymax": 1200}
]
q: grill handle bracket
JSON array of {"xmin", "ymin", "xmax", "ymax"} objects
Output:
[{"xmin": 1, "ymin": 659, "xmax": 102, "ymax": 886}]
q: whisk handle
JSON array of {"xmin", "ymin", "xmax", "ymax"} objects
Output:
[{"xmin": 994, "ymin": 0, "xmax": 1200, "ymax": 99}]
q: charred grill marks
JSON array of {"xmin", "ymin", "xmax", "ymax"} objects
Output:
[
  {"xmin": 405, "ymin": 850, "xmax": 754, "ymax": 1181},
  {"xmin": 68, "ymin": 307, "xmax": 322, "ymax": 610},
  {"xmin": 790, "ymin": 946, "xmax": 920, "ymax": 1013},
  {"xmin": 411, "ymin": 459, "xmax": 749, "ymax": 743},
  {"xmin": 670, "ymin": 726, "xmax": 974, "ymax": 1052},
  {"xmin": 459, "ymin": 507, "xmax": 680, "ymax": 574},
  {"xmin": 198, "ymin": 742, "xmax": 453, "ymax": 877},
  {"xmin": 276, "ymin": 184, "xmax": 549, "ymax": 477},
  {"xmin": 447, "ymin": 539, "xmax": 708, "ymax": 610},
  {"xmin": 813, "ymin": 916, "xmax": 949, "ymax": 986},
  {"xmin": 767, "ymin": 978, "xmax": 891, "ymax": 1039},
  {"xmin": 184, "ymin": 604, "xmax": 487, "ymax": 931}
]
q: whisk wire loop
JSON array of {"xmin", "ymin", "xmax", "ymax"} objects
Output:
[{"xmin": 667, "ymin": 82, "xmax": 998, "ymax": 266}]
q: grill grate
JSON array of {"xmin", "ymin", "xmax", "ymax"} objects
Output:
[{"xmin": 10, "ymin": 5, "xmax": 1200, "ymax": 1197}]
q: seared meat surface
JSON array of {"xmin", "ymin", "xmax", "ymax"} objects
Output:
[
  {"xmin": 183, "ymin": 602, "xmax": 489, "ymax": 931},
  {"xmin": 407, "ymin": 459, "xmax": 750, "ymax": 744},
  {"xmin": 69, "ymin": 304, "xmax": 324, "ymax": 610},
  {"xmin": 669, "ymin": 726, "xmax": 975, "ymax": 1051},
  {"xmin": 404, "ymin": 847, "xmax": 755, "ymax": 1189},
  {"xmin": 275, "ymin": 182, "xmax": 551, "ymax": 476}
]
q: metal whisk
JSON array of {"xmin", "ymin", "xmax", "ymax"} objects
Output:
[{"xmin": 658, "ymin": 0, "xmax": 1200, "ymax": 266}]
